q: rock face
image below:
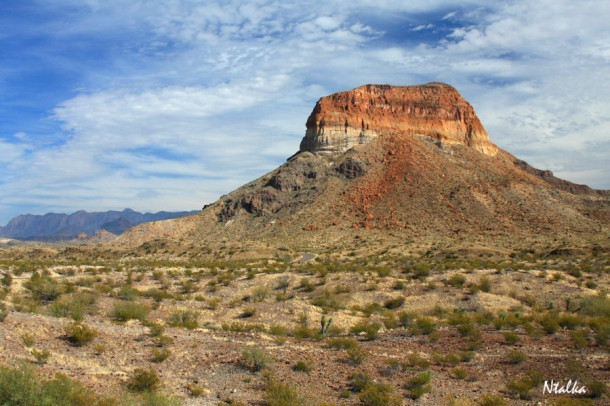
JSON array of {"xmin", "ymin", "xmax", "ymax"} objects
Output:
[{"xmin": 299, "ymin": 82, "xmax": 498, "ymax": 156}]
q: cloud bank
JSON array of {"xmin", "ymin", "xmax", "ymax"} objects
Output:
[{"xmin": 0, "ymin": 0, "xmax": 608, "ymax": 224}]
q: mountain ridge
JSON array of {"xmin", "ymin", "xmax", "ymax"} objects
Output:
[{"xmin": 0, "ymin": 208, "xmax": 199, "ymax": 241}]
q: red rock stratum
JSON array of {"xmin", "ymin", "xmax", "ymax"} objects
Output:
[{"xmin": 299, "ymin": 82, "xmax": 498, "ymax": 156}]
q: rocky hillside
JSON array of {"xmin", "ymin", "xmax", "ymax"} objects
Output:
[
  {"xmin": 116, "ymin": 83, "xmax": 609, "ymax": 255},
  {"xmin": 0, "ymin": 209, "xmax": 198, "ymax": 241}
]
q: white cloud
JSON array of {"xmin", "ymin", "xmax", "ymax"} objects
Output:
[{"xmin": 1, "ymin": 0, "xmax": 609, "ymax": 224}]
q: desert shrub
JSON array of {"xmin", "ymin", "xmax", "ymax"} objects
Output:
[
  {"xmin": 570, "ymin": 329, "xmax": 589, "ymax": 349},
  {"xmin": 539, "ymin": 314, "xmax": 560, "ymax": 334},
  {"xmin": 292, "ymin": 360, "xmax": 314, "ymax": 373},
  {"xmin": 126, "ymin": 368, "xmax": 160, "ymax": 392},
  {"xmin": 383, "ymin": 296, "xmax": 405, "ymax": 310},
  {"xmin": 21, "ymin": 333, "xmax": 35, "ymax": 347},
  {"xmin": 479, "ymin": 276, "xmax": 492, "ymax": 293},
  {"xmin": 0, "ymin": 304, "xmax": 8, "ymax": 322},
  {"xmin": 49, "ymin": 291, "xmax": 97, "ymax": 321},
  {"xmin": 580, "ymin": 291, "xmax": 610, "ymax": 317},
  {"xmin": 503, "ymin": 331, "xmax": 520, "ymax": 345},
  {"xmin": 558, "ymin": 313, "xmax": 584, "ymax": 330},
  {"xmin": 507, "ymin": 350, "xmax": 527, "ymax": 364},
  {"xmin": 402, "ymin": 353, "xmax": 430, "ymax": 370},
  {"xmin": 327, "ymin": 337, "xmax": 358, "ymax": 351},
  {"xmin": 241, "ymin": 347, "xmax": 272, "ymax": 372},
  {"xmin": 251, "ymin": 286, "xmax": 270, "ymax": 302},
  {"xmin": 446, "ymin": 274, "xmax": 466, "ymax": 287},
  {"xmin": 477, "ymin": 393, "xmax": 508, "ymax": 406},
  {"xmin": 0, "ymin": 364, "xmax": 111, "ymax": 405},
  {"xmin": 505, "ymin": 370, "xmax": 543, "ymax": 400},
  {"xmin": 65, "ymin": 322, "xmax": 98, "ymax": 346},
  {"xmin": 111, "ymin": 301, "xmax": 149, "ymax": 322},
  {"xmin": 117, "ymin": 286, "xmax": 140, "ymax": 301},
  {"xmin": 359, "ymin": 382, "xmax": 402, "ymax": 406},
  {"xmin": 397, "ymin": 311, "xmax": 415, "ymax": 327},
  {"xmin": 154, "ymin": 335, "xmax": 174, "ymax": 347},
  {"xmin": 239, "ymin": 307, "xmax": 257, "ymax": 318},
  {"xmin": 264, "ymin": 375, "xmax": 303, "ymax": 406},
  {"xmin": 350, "ymin": 372, "xmax": 373, "ymax": 392},
  {"xmin": 167, "ymin": 309, "xmax": 199, "ymax": 329},
  {"xmin": 311, "ymin": 289, "xmax": 345, "ymax": 310},
  {"xmin": 406, "ymin": 370, "xmax": 432, "ymax": 399},
  {"xmin": 346, "ymin": 344, "xmax": 368, "ymax": 366},
  {"xmin": 433, "ymin": 352, "xmax": 461, "ymax": 366},
  {"xmin": 350, "ymin": 320, "xmax": 382, "ymax": 340},
  {"xmin": 30, "ymin": 348, "xmax": 51, "ymax": 365},
  {"xmin": 145, "ymin": 321, "xmax": 166, "ymax": 337},
  {"xmin": 453, "ymin": 367, "xmax": 468, "ymax": 379},
  {"xmin": 411, "ymin": 317, "xmax": 437, "ymax": 335},
  {"xmin": 186, "ymin": 383, "xmax": 205, "ymax": 397},
  {"xmin": 24, "ymin": 272, "xmax": 63, "ymax": 303},
  {"xmin": 268, "ymin": 324, "xmax": 289, "ymax": 336},
  {"xmin": 151, "ymin": 348, "xmax": 171, "ymax": 363}
]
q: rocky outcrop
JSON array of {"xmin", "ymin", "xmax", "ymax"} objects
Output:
[{"xmin": 299, "ymin": 83, "xmax": 497, "ymax": 156}]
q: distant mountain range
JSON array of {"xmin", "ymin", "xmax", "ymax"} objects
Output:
[{"xmin": 0, "ymin": 209, "xmax": 199, "ymax": 241}]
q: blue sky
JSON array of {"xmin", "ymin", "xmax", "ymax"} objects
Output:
[{"xmin": 1, "ymin": 0, "xmax": 609, "ymax": 225}]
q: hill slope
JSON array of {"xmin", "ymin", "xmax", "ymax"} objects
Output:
[{"xmin": 116, "ymin": 83, "xmax": 609, "ymax": 254}]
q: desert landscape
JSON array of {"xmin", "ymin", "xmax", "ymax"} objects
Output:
[{"xmin": 0, "ymin": 83, "xmax": 608, "ymax": 406}]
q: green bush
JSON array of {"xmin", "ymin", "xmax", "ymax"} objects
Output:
[
  {"xmin": 383, "ymin": 296, "xmax": 405, "ymax": 310},
  {"xmin": 241, "ymin": 347, "xmax": 272, "ymax": 372},
  {"xmin": 24, "ymin": 272, "xmax": 63, "ymax": 303},
  {"xmin": 350, "ymin": 372, "xmax": 373, "ymax": 393},
  {"xmin": 327, "ymin": 337, "xmax": 358, "ymax": 350},
  {"xmin": 350, "ymin": 321, "xmax": 382, "ymax": 340},
  {"xmin": 0, "ymin": 364, "xmax": 111, "ymax": 405},
  {"xmin": 48, "ymin": 292, "xmax": 97, "ymax": 321},
  {"xmin": 503, "ymin": 331, "xmax": 520, "ymax": 345},
  {"xmin": 346, "ymin": 344, "xmax": 368, "ymax": 366},
  {"xmin": 446, "ymin": 274, "xmax": 466, "ymax": 287},
  {"xmin": 126, "ymin": 368, "xmax": 160, "ymax": 392},
  {"xmin": 507, "ymin": 350, "xmax": 527, "ymax": 364},
  {"xmin": 151, "ymin": 348, "xmax": 171, "ymax": 363},
  {"xmin": 411, "ymin": 317, "xmax": 437, "ymax": 335},
  {"xmin": 359, "ymin": 382, "xmax": 402, "ymax": 406},
  {"xmin": 477, "ymin": 393, "xmax": 508, "ymax": 406},
  {"xmin": 167, "ymin": 309, "xmax": 199, "ymax": 329},
  {"xmin": 111, "ymin": 301, "xmax": 149, "ymax": 322},
  {"xmin": 65, "ymin": 322, "xmax": 98, "ymax": 346},
  {"xmin": 264, "ymin": 376, "xmax": 303, "ymax": 406},
  {"xmin": 406, "ymin": 370, "xmax": 432, "ymax": 399},
  {"xmin": 292, "ymin": 360, "xmax": 314, "ymax": 373}
]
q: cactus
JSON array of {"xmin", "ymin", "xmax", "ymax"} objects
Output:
[{"xmin": 320, "ymin": 315, "xmax": 333, "ymax": 336}]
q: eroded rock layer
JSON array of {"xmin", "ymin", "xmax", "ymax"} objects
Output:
[{"xmin": 299, "ymin": 82, "xmax": 498, "ymax": 156}]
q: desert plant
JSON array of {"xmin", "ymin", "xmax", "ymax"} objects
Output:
[
  {"xmin": 327, "ymin": 337, "xmax": 358, "ymax": 351},
  {"xmin": 65, "ymin": 322, "xmax": 98, "ymax": 346},
  {"xmin": 507, "ymin": 350, "xmax": 527, "ymax": 364},
  {"xmin": 111, "ymin": 301, "xmax": 149, "ymax": 322},
  {"xmin": 359, "ymin": 382, "xmax": 402, "ymax": 406},
  {"xmin": 292, "ymin": 360, "xmax": 314, "ymax": 373},
  {"xmin": 0, "ymin": 304, "xmax": 8, "ymax": 322},
  {"xmin": 406, "ymin": 370, "xmax": 432, "ymax": 399},
  {"xmin": 503, "ymin": 331, "xmax": 520, "ymax": 345},
  {"xmin": 241, "ymin": 347, "xmax": 272, "ymax": 372},
  {"xmin": 477, "ymin": 393, "xmax": 508, "ymax": 406},
  {"xmin": 21, "ymin": 333, "xmax": 35, "ymax": 347},
  {"xmin": 320, "ymin": 315, "xmax": 333, "ymax": 336},
  {"xmin": 151, "ymin": 348, "xmax": 171, "ymax": 363},
  {"xmin": 264, "ymin": 375, "xmax": 303, "ymax": 406},
  {"xmin": 0, "ymin": 364, "xmax": 112, "ymax": 405},
  {"xmin": 126, "ymin": 368, "xmax": 160, "ymax": 392},
  {"xmin": 30, "ymin": 348, "xmax": 51, "ymax": 365},
  {"xmin": 383, "ymin": 296, "xmax": 405, "ymax": 310},
  {"xmin": 346, "ymin": 344, "xmax": 368, "ymax": 366},
  {"xmin": 411, "ymin": 317, "xmax": 437, "ymax": 335},
  {"xmin": 350, "ymin": 320, "xmax": 382, "ymax": 340}
]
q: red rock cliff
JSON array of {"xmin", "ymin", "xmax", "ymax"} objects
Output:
[{"xmin": 299, "ymin": 83, "xmax": 497, "ymax": 156}]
